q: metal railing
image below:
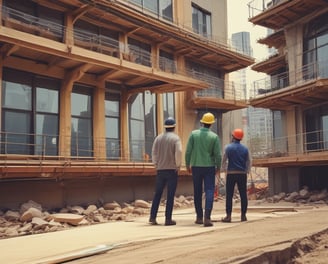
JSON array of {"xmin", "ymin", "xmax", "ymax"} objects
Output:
[
  {"xmin": 0, "ymin": 131, "xmax": 155, "ymax": 163},
  {"xmin": 250, "ymin": 129, "xmax": 328, "ymax": 159},
  {"xmin": 247, "ymin": 0, "xmax": 286, "ymax": 18},
  {"xmin": 250, "ymin": 59, "xmax": 328, "ymax": 98}
]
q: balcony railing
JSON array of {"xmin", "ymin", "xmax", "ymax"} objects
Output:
[
  {"xmin": 250, "ymin": 129, "xmax": 328, "ymax": 159},
  {"xmin": 250, "ymin": 60, "xmax": 328, "ymax": 98},
  {"xmin": 0, "ymin": 131, "xmax": 155, "ymax": 163},
  {"xmin": 248, "ymin": 0, "xmax": 285, "ymax": 18}
]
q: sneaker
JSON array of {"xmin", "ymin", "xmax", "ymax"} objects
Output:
[
  {"xmin": 195, "ymin": 218, "xmax": 204, "ymax": 224},
  {"xmin": 165, "ymin": 219, "xmax": 176, "ymax": 226},
  {"xmin": 149, "ymin": 218, "xmax": 158, "ymax": 225}
]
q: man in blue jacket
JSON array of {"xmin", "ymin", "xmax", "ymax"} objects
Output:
[{"xmin": 221, "ymin": 128, "xmax": 251, "ymax": 223}]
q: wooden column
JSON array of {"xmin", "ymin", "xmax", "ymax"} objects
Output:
[{"xmin": 93, "ymin": 84, "xmax": 106, "ymax": 160}]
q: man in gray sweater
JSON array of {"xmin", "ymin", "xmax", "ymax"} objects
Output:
[{"xmin": 149, "ymin": 117, "xmax": 182, "ymax": 226}]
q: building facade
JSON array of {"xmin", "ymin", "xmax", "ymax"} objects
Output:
[
  {"xmin": 0, "ymin": 0, "xmax": 253, "ymax": 209},
  {"xmin": 248, "ymin": 0, "xmax": 328, "ymax": 194}
]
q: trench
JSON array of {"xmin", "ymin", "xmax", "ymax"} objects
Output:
[{"xmin": 238, "ymin": 228, "xmax": 328, "ymax": 264}]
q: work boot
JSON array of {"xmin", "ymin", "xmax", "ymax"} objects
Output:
[
  {"xmin": 195, "ymin": 217, "xmax": 203, "ymax": 224},
  {"xmin": 204, "ymin": 218, "xmax": 213, "ymax": 227},
  {"xmin": 221, "ymin": 214, "xmax": 231, "ymax": 223},
  {"xmin": 165, "ymin": 219, "xmax": 176, "ymax": 226},
  {"xmin": 204, "ymin": 209, "xmax": 213, "ymax": 227},
  {"xmin": 149, "ymin": 218, "xmax": 158, "ymax": 225},
  {"xmin": 241, "ymin": 214, "xmax": 247, "ymax": 222}
]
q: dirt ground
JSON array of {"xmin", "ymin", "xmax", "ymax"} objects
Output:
[{"xmin": 65, "ymin": 201, "xmax": 328, "ymax": 264}]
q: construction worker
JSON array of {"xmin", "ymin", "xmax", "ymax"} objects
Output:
[
  {"xmin": 185, "ymin": 112, "xmax": 222, "ymax": 227},
  {"xmin": 221, "ymin": 128, "xmax": 251, "ymax": 223},
  {"xmin": 149, "ymin": 117, "xmax": 182, "ymax": 226}
]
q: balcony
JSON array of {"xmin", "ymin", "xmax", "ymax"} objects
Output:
[
  {"xmin": 186, "ymin": 71, "xmax": 248, "ymax": 111},
  {"xmin": 247, "ymin": 0, "xmax": 328, "ymax": 30},
  {"xmin": 0, "ymin": 131, "xmax": 159, "ymax": 179},
  {"xmin": 249, "ymin": 60, "xmax": 328, "ymax": 109},
  {"xmin": 250, "ymin": 129, "xmax": 328, "ymax": 167}
]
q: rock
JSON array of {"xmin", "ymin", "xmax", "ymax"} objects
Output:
[
  {"xmin": 20, "ymin": 207, "xmax": 43, "ymax": 222},
  {"xmin": 4, "ymin": 210, "xmax": 20, "ymax": 221},
  {"xmin": 69, "ymin": 205, "xmax": 85, "ymax": 215},
  {"xmin": 104, "ymin": 201, "xmax": 121, "ymax": 210},
  {"xmin": 51, "ymin": 213, "xmax": 84, "ymax": 226},
  {"xmin": 84, "ymin": 205, "xmax": 97, "ymax": 215},
  {"xmin": 20, "ymin": 200, "xmax": 42, "ymax": 214},
  {"xmin": 134, "ymin": 199, "xmax": 150, "ymax": 208}
]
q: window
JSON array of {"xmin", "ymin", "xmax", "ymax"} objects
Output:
[
  {"xmin": 128, "ymin": 92, "xmax": 156, "ymax": 161},
  {"xmin": 192, "ymin": 4, "xmax": 212, "ymax": 38},
  {"xmin": 71, "ymin": 85, "xmax": 93, "ymax": 157},
  {"xmin": 163, "ymin": 93, "xmax": 175, "ymax": 119},
  {"xmin": 186, "ymin": 61, "xmax": 223, "ymax": 98},
  {"xmin": 74, "ymin": 20, "xmax": 119, "ymax": 56},
  {"xmin": 128, "ymin": 38, "xmax": 152, "ymax": 67},
  {"xmin": 129, "ymin": 0, "xmax": 173, "ymax": 21},
  {"xmin": 305, "ymin": 104, "xmax": 328, "ymax": 152},
  {"xmin": 105, "ymin": 91, "xmax": 120, "ymax": 159},
  {"xmin": 1, "ymin": 69, "xmax": 59, "ymax": 155},
  {"xmin": 159, "ymin": 50, "xmax": 176, "ymax": 73},
  {"xmin": 3, "ymin": 0, "xmax": 64, "ymax": 41},
  {"xmin": 303, "ymin": 14, "xmax": 328, "ymax": 79}
]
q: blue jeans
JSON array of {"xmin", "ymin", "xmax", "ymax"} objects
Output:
[
  {"xmin": 225, "ymin": 173, "xmax": 248, "ymax": 215},
  {"xmin": 150, "ymin": 169, "xmax": 178, "ymax": 220},
  {"xmin": 192, "ymin": 166, "xmax": 215, "ymax": 218}
]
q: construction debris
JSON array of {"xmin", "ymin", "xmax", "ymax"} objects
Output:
[{"xmin": 0, "ymin": 187, "xmax": 327, "ymax": 240}]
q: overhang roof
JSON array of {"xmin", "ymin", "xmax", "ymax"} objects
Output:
[
  {"xmin": 251, "ymin": 53, "xmax": 287, "ymax": 74},
  {"xmin": 249, "ymin": 79, "xmax": 328, "ymax": 110},
  {"xmin": 249, "ymin": 0, "xmax": 328, "ymax": 30},
  {"xmin": 252, "ymin": 151, "xmax": 328, "ymax": 167},
  {"xmin": 257, "ymin": 30, "xmax": 285, "ymax": 49},
  {"xmin": 58, "ymin": 0, "xmax": 254, "ymax": 72}
]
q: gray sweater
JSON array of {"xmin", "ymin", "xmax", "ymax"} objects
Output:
[{"xmin": 152, "ymin": 131, "xmax": 182, "ymax": 170}]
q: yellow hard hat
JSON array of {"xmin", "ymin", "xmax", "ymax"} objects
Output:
[{"xmin": 200, "ymin": 112, "xmax": 215, "ymax": 124}]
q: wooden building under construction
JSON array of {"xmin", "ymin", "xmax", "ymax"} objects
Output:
[
  {"xmin": 0, "ymin": 0, "xmax": 254, "ymax": 209},
  {"xmin": 248, "ymin": 0, "xmax": 328, "ymax": 195}
]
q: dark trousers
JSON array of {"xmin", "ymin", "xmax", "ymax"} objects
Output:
[
  {"xmin": 225, "ymin": 173, "xmax": 248, "ymax": 215},
  {"xmin": 192, "ymin": 166, "xmax": 215, "ymax": 218},
  {"xmin": 150, "ymin": 169, "xmax": 178, "ymax": 220}
]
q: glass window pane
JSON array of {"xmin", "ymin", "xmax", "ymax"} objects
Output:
[
  {"xmin": 106, "ymin": 117, "xmax": 119, "ymax": 138},
  {"xmin": 130, "ymin": 119, "xmax": 145, "ymax": 161},
  {"xmin": 36, "ymin": 114, "xmax": 58, "ymax": 155},
  {"xmin": 144, "ymin": 0, "xmax": 158, "ymax": 13},
  {"xmin": 71, "ymin": 93, "xmax": 92, "ymax": 117},
  {"xmin": 130, "ymin": 94, "xmax": 144, "ymax": 119},
  {"xmin": 2, "ymin": 81, "xmax": 32, "ymax": 110},
  {"xmin": 2, "ymin": 111, "xmax": 31, "ymax": 154},
  {"xmin": 160, "ymin": 0, "xmax": 172, "ymax": 20},
  {"xmin": 105, "ymin": 100, "xmax": 119, "ymax": 116},
  {"xmin": 36, "ymin": 88, "xmax": 58, "ymax": 113},
  {"xmin": 71, "ymin": 117, "xmax": 93, "ymax": 157}
]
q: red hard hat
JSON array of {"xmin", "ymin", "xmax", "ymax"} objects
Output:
[{"xmin": 232, "ymin": 129, "xmax": 244, "ymax": 140}]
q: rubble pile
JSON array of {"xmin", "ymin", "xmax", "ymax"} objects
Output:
[
  {"xmin": 1, "ymin": 187, "xmax": 327, "ymax": 240},
  {"xmin": 0, "ymin": 195, "xmax": 194, "ymax": 239}
]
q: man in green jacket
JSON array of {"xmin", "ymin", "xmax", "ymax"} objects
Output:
[{"xmin": 185, "ymin": 112, "xmax": 222, "ymax": 227}]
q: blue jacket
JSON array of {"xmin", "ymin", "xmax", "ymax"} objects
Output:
[{"xmin": 221, "ymin": 141, "xmax": 251, "ymax": 174}]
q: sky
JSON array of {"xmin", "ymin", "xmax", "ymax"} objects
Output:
[
  {"xmin": 227, "ymin": 1, "xmax": 268, "ymax": 61},
  {"xmin": 227, "ymin": 1, "xmax": 269, "ymax": 85}
]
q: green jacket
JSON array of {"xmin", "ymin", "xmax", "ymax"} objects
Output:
[{"xmin": 185, "ymin": 127, "xmax": 222, "ymax": 168}]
